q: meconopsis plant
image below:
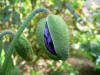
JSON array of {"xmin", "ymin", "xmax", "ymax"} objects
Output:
[{"xmin": 0, "ymin": 8, "xmax": 70, "ymax": 75}]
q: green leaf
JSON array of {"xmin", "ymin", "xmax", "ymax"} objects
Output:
[
  {"xmin": 5, "ymin": 57, "xmax": 14, "ymax": 75},
  {"xmin": 0, "ymin": 40, "xmax": 14, "ymax": 75}
]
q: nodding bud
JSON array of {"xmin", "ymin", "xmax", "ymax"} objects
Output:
[
  {"xmin": 36, "ymin": 14, "xmax": 70, "ymax": 60},
  {"xmin": 11, "ymin": 37, "xmax": 33, "ymax": 61}
]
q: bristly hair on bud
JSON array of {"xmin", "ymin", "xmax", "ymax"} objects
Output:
[
  {"xmin": 36, "ymin": 14, "xmax": 70, "ymax": 61},
  {"xmin": 11, "ymin": 36, "xmax": 33, "ymax": 61}
]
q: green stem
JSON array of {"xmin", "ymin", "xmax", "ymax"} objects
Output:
[
  {"xmin": 0, "ymin": 30, "xmax": 15, "ymax": 57},
  {"xmin": 0, "ymin": 40, "xmax": 3, "ymax": 69},
  {"xmin": 0, "ymin": 30, "xmax": 15, "ymax": 39},
  {"xmin": 0, "ymin": 40, "xmax": 3, "ymax": 58},
  {"xmin": 0, "ymin": 8, "xmax": 49, "ymax": 75},
  {"xmin": 0, "ymin": 30, "xmax": 15, "ymax": 74}
]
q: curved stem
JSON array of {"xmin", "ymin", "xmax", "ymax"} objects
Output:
[
  {"xmin": 0, "ymin": 30, "xmax": 15, "ymax": 74},
  {"xmin": 0, "ymin": 8, "xmax": 49, "ymax": 75},
  {"xmin": 0, "ymin": 30, "xmax": 15, "ymax": 40},
  {"xmin": 0, "ymin": 30, "xmax": 15, "ymax": 57}
]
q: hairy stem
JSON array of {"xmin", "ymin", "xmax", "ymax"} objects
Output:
[
  {"xmin": 0, "ymin": 30, "xmax": 15, "ymax": 40},
  {"xmin": 0, "ymin": 8, "xmax": 49, "ymax": 75},
  {"xmin": 0, "ymin": 30, "xmax": 15, "ymax": 57},
  {"xmin": 0, "ymin": 30, "xmax": 15, "ymax": 74}
]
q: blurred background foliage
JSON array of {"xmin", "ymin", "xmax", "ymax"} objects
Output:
[{"xmin": 0, "ymin": 0, "xmax": 100, "ymax": 75}]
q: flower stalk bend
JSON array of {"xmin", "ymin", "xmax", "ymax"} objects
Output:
[
  {"xmin": 0, "ymin": 30, "xmax": 15, "ymax": 40},
  {"xmin": 0, "ymin": 30, "xmax": 15, "ymax": 56},
  {"xmin": 0, "ymin": 8, "xmax": 49, "ymax": 75}
]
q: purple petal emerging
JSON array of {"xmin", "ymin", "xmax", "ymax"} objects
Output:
[{"xmin": 44, "ymin": 23, "xmax": 57, "ymax": 56}]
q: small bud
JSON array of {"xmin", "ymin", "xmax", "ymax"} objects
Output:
[
  {"xmin": 36, "ymin": 14, "xmax": 70, "ymax": 60},
  {"xmin": 12, "ymin": 37, "xmax": 33, "ymax": 61}
]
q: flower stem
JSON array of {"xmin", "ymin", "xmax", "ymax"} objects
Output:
[
  {"xmin": 0, "ymin": 30, "xmax": 15, "ymax": 57},
  {"xmin": 0, "ymin": 30, "xmax": 15, "ymax": 74},
  {"xmin": 0, "ymin": 40, "xmax": 2, "ymax": 57},
  {"xmin": 0, "ymin": 8, "xmax": 49, "ymax": 75},
  {"xmin": 0, "ymin": 30, "xmax": 15, "ymax": 39}
]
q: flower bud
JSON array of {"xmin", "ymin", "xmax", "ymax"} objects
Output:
[
  {"xmin": 36, "ymin": 14, "xmax": 69, "ymax": 60},
  {"xmin": 14, "ymin": 37, "xmax": 33, "ymax": 61}
]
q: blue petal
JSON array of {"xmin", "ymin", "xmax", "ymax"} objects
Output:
[{"xmin": 44, "ymin": 23, "xmax": 57, "ymax": 56}]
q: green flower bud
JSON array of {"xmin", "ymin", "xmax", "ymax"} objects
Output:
[
  {"xmin": 13, "ymin": 37, "xmax": 33, "ymax": 61},
  {"xmin": 36, "ymin": 14, "xmax": 70, "ymax": 60}
]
